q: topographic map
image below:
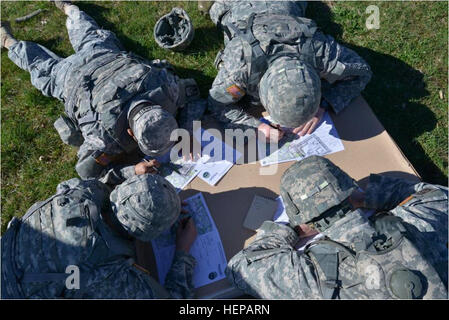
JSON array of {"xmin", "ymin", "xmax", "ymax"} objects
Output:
[
  {"xmin": 259, "ymin": 112, "xmax": 344, "ymax": 166},
  {"xmin": 158, "ymin": 159, "xmax": 201, "ymax": 193},
  {"xmin": 151, "ymin": 193, "xmax": 227, "ymax": 288}
]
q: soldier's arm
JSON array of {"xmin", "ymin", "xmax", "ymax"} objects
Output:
[
  {"xmin": 164, "ymin": 251, "xmax": 196, "ymax": 299},
  {"xmin": 226, "ymin": 221, "xmax": 315, "ymax": 299},
  {"xmin": 209, "ymin": 0, "xmax": 229, "ymax": 26},
  {"xmin": 75, "ymin": 137, "xmax": 136, "ymax": 183},
  {"xmin": 316, "ymin": 33, "xmax": 372, "ymax": 114},
  {"xmin": 208, "ymin": 41, "xmax": 262, "ymax": 131},
  {"xmin": 364, "ymin": 173, "xmax": 446, "ymax": 210},
  {"xmin": 79, "ymin": 264, "xmax": 167, "ymax": 299},
  {"xmin": 75, "ymin": 121, "xmax": 145, "ymax": 183},
  {"xmin": 98, "ymin": 165, "xmax": 137, "ymax": 186}
]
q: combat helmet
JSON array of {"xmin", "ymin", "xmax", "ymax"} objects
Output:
[
  {"xmin": 154, "ymin": 7, "xmax": 194, "ymax": 51},
  {"xmin": 259, "ymin": 57, "xmax": 321, "ymax": 128},
  {"xmin": 128, "ymin": 103, "xmax": 178, "ymax": 157},
  {"xmin": 280, "ymin": 156, "xmax": 358, "ymax": 230},
  {"xmin": 110, "ymin": 174, "xmax": 181, "ymax": 241}
]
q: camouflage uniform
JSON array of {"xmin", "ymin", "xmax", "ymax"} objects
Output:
[
  {"xmin": 1, "ymin": 178, "xmax": 196, "ymax": 299},
  {"xmin": 208, "ymin": 0, "xmax": 372, "ymax": 130},
  {"xmin": 226, "ymin": 159, "xmax": 447, "ymax": 299},
  {"xmin": 7, "ymin": 6, "xmax": 202, "ymax": 182}
]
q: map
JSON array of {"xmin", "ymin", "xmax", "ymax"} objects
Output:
[
  {"xmin": 151, "ymin": 193, "xmax": 227, "ymax": 289},
  {"xmin": 259, "ymin": 112, "xmax": 344, "ymax": 166},
  {"xmin": 153, "ymin": 193, "xmax": 214, "ymax": 249},
  {"xmin": 144, "ymin": 128, "xmax": 242, "ymax": 191},
  {"xmin": 158, "ymin": 159, "xmax": 201, "ymax": 193}
]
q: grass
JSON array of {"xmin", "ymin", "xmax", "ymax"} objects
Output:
[{"xmin": 1, "ymin": 1, "xmax": 448, "ymax": 233}]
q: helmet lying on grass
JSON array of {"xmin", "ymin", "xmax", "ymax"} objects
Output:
[{"xmin": 154, "ymin": 7, "xmax": 194, "ymax": 51}]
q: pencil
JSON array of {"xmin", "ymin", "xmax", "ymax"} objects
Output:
[{"xmin": 143, "ymin": 158, "xmax": 159, "ymax": 173}]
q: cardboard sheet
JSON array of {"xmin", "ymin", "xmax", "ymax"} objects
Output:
[{"xmin": 135, "ymin": 96, "xmax": 421, "ymax": 299}]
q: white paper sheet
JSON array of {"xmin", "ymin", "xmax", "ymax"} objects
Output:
[
  {"xmin": 149, "ymin": 152, "xmax": 205, "ymax": 193},
  {"xmin": 259, "ymin": 112, "xmax": 345, "ymax": 166},
  {"xmin": 151, "ymin": 193, "xmax": 227, "ymax": 289},
  {"xmin": 194, "ymin": 128, "xmax": 242, "ymax": 186},
  {"xmin": 197, "ymin": 160, "xmax": 234, "ymax": 186},
  {"xmin": 145, "ymin": 128, "xmax": 242, "ymax": 190},
  {"xmin": 158, "ymin": 160, "xmax": 202, "ymax": 193}
]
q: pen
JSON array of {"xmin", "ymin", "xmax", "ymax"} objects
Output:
[
  {"xmin": 259, "ymin": 117, "xmax": 281, "ymax": 131},
  {"xmin": 259, "ymin": 117, "xmax": 291, "ymax": 138},
  {"xmin": 167, "ymin": 162, "xmax": 182, "ymax": 175},
  {"xmin": 143, "ymin": 158, "xmax": 159, "ymax": 173}
]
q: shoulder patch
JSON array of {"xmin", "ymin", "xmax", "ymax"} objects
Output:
[{"xmin": 226, "ymin": 84, "xmax": 245, "ymax": 99}]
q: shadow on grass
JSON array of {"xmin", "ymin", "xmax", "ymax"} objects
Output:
[
  {"xmin": 307, "ymin": 1, "xmax": 445, "ymax": 185},
  {"xmin": 306, "ymin": 1, "xmax": 344, "ymax": 39},
  {"xmin": 183, "ymin": 25, "xmax": 224, "ymax": 54}
]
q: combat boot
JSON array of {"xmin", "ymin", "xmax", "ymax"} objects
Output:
[{"xmin": 0, "ymin": 21, "xmax": 17, "ymax": 49}]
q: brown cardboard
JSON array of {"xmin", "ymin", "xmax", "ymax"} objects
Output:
[{"xmin": 135, "ymin": 96, "xmax": 421, "ymax": 298}]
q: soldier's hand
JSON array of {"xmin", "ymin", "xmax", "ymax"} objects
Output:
[
  {"xmin": 134, "ymin": 160, "xmax": 160, "ymax": 175},
  {"xmin": 180, "ymin": 135, "xmax": 201, "ymax": 162},
  {"xmin": 292, "ymin": 107, "xmax": 325, "ymax": 136},
  {"xmin": 294, "ymin": 224, "xmax": 319, "ymax": 239},
  {"xmin": 349, "ymin": 189, "xmax": 366, "ymax": 209},
  {"xmin": 175, "ymin": 217, "xmax": 198, "ymax": 253},
  {"xmin": 258, "ymin": 123, "xmax": 284, "ymax": 142}
]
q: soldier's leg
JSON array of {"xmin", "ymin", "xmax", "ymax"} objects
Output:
[
  {"xmin": 3, "ymin": 22, "xmax": 64, "ymax": 99},
  {"xmin": 0, "ymin": 21, "xmax": 17, "ymax": 49},
  {"xmin": 58, "ymin": 3, "xmax": 123, "ymax": 53}
]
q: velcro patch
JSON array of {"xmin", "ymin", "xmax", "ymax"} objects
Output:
[
  {"xmin": 226, "ymin": 84, "xmax": 245, "ymax": 99},
  {"xmin": 95, "ymin": 153, "xmax": 111, "ymax": 166}
]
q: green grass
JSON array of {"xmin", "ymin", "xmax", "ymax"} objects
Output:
[{"xmin": 1, "ymin": 1, "xmax": 448, "ymax": 233}]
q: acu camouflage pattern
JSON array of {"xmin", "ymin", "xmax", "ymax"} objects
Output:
[
  {"xmin": 208, "ymin": 1, "xmax": 372, "ymax": 130},
  {"xmin": 6, "ymin": 6, "xmax": 199, "ymax": 180},
  {"xmin": 1, "ymin": 178, "xmax": 195, "ymax": 299},
  {"xmin": 259, "ymin": 57, "xmax": 321, "ymax": 127},
  {"xmin": 154, "ymin": 7, "xmax": 195, "ymax": 51},
  {"xmin": 210, "ymin": 12, "xmax": 322, "ymax": 129},
  {"xmin": 130, "ymin": 105, "xmax": 178, "ymax": 157},
  {"xmin": 364, "ymin": 174, "xmax": 449, "ymax": 289},
  {"xmin": 351, "ymin": 213, "xmax": 446, "ymax": 299},
  {"xmin": 110, "ymin": 173, "xmax": 181, "ymax": 242},
  {"xmin": 226, "ymin": 159, "xmax": 448, "ymax": 299},
  {"xmin": 280, "ymin": 156, "xmax": 358, "ymax": 228},
  {"xmin": 210, "ymin": 0, "xmax": 308, "ymax": 44}
]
